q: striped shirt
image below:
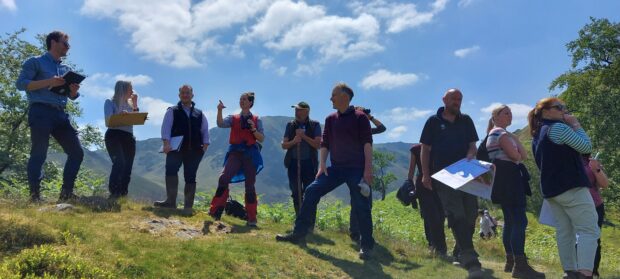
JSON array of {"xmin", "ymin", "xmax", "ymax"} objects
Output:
[{"xmin": 548, "ymin": 123, "xmax": 592, "ymax": 154}]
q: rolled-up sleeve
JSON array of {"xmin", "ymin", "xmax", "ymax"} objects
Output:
[
  {"xmin": 202, "ymin": 114, "xmax": 210, "ymax": 144},
  {"xmin": 161, "ymin": 108, "xmax": 173, "ymax": 141},
  {"xmin": 16, "ymin": 58, "xmax": 36, "ymax": 91}
]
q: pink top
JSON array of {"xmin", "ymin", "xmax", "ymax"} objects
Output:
[{"xmin": 583, "ymin": 158, "xmax": 603, "ymax": 206}]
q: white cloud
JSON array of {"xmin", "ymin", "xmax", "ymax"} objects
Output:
[
  {"xmin": 141, "ymin": 96, "xmax": 174, "ymax": 126},
  {"xmin": 0, "ymin": 0, "xmax": 16, "ymax": 11},
  {"xmin": 387, "ymin": 125, "xmax": 408, "ymax": 139},
  {"xmin": 259, "ymin": 57, "xmax": 287, "ymax": 76},
  {"xmin": 381, "ymin": 107, "xmax": 433, "ymax": 123},
  {"xmin": 114, "ymin": 74, "xmax": 153, "ymax": 86},
  {"xmin": 481, "ymin": 102, "xmax": 533, "ymax": 126},
  {"xmin": 360, "ymin": 69, "xmax": 420, "ymax": 90},
  {"xmin": 454, "ymin": 45, "xmax": 480, "ymax": 58},
  {"xmin": 350, "ymin": 0, "xmax": 447, "ymax": 33},
  {"xmin": 82, "ymin": 0, "xmax": 385, "ymax": 71},
  {"xmin": 238, "ymin": 1, "xmax": 383, "ymax": 65},
  {"xmin": 80, "ymin": 72, "xmax": 152, "ymax": 99}
]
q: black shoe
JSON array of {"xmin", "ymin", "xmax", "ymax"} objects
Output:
[
  {"xmin": 153, "ymin": 200, "xmax": 176, "ymax": 209},
  {"xmin": 275, "ymin": 233, "xmax": 305, "ymax": 244},
  {"xmin": 58, "ymin": 192, "xmax": 79, "ymax": 203},
  {"xmin": 467, "ymin": 266, "xmax": 485, "ymax": 279},
  {"xmin": 359, "ymin": 247, "xmax": 372, "ymax": 260},
  {"xmin": 30, "ymin": 193, "xmax": 42, "ymax": 203}
]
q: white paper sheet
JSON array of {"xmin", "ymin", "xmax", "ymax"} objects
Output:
[
  {"xmin": 431, "ymin": 158, "xmax": 492, "ymax": 189},
  {"xmin": 158, "ymin": 136, "xmax": 184, "ymax": 153},
  {"xmin": 538, "ymin": 199, "xmax": 556, "ymax": 227}
]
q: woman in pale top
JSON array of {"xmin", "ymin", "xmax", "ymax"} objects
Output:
[
  {"xmin": 104, "ymin": 80, "xmax": 139, "ymax": 199},
  {"xmin": 529, "ymin": 97, "xmax": 599, "ymax": 279},
  {"xmin": 486, "ymin": 105, "xmax": 544, "ymax": 278}
]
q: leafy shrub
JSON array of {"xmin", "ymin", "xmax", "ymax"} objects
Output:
[
  {"xmin": 0, "ymin": 219, "xmax": 56, "ymax": 254},
  {"xmin": 1, "ymin": 245, "xmax": 112, "ymax": 278}
]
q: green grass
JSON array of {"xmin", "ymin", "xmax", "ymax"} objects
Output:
[{"xmin": 0, "ymin": 194, "xmax": 618, "ymax": 278}]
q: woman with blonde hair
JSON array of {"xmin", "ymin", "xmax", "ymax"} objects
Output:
[
  {"xmin": 104, "ymin": 80, "xmax": 139, "ymax": 199},
  {"xmin": 529, "ymin": 97, "xmax": 600, "ymax": 279},
  {"xmin": 485, "ymin": 105, "xmax": 544, "ymax": 278}
]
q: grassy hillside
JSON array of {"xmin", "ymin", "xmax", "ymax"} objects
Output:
[{"xmin": 2, "ymin": 193, "xmax": 619, "ymax": 278}]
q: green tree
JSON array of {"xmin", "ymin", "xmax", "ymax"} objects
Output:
[
  {"xmin": 372, "ymin": 150, "xmax": 397, "ymax": 200},
  {"xmin": 550, "ymin": 17, "xmax": 620, "ymax": 209},
  {"xmin": 0, "ymin": 29, "xmax": 103, "ymax": 190}
]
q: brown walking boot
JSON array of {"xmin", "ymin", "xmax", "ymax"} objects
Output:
[
  {"xmin": 512, "ymin": 254, "xmax": 545, "ymax": 278},
  {"xmin": 153, "ymin": 176, "xmax": 178, "ymax": 208}
]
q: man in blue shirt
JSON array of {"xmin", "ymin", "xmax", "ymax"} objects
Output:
[{"xmin": 15, "ymin": 31, "xmax": 83, "ymax": 202}]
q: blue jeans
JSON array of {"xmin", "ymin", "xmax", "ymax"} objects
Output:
[
  {"xmin": 27, "ymin": 103, "xmax": 83, "ymax": 195},
  {"xmin": 165, "ymin": 148, "xmax": 204, "ymax": 183},
  {"xmin": 294, "ymin": 166, "xmax": 375, "ymax": 249},
  {"xmin": 501, "ymin": 205, "xmax": 528, "ymax": 255}
]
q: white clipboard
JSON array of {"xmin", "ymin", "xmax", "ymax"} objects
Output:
[{"xmin": 159, "ymin": 136, "xmax": 183, "ymax": 153}]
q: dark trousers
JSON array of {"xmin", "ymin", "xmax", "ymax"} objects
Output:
[
  {"xmin": 212, "ymin": 151, "xmax": 258, "ymax": 222},
  {"xmin": 349, "ymin": 191, "xmax": 372, "ymax": 239},
  {"xmin": 294, "ymin": 167, "xmax": 375, "ymax": 249},
  {"xmin": 435, "ymin": 181, "xmax": 480, "ymax": 268},
  {"xmin": 593, "ymin": 204, "xmax": 605, "ymax": 276},
  {"xmin": 165, "ymin": 148, "xmax": 204, "ymax": 183},
  {"xmin": 417, "ymin": 185, "xmax": 447, "ymax": 254},
  {"xmin": 105, "ymin": 129, "xmax": 136, "ymax": 196},
  {"xmin": 27, "ymin": 103, "xmax": 84, "ymax": 195},
  {"xmin": 501, "ymin": 205, "xmax": 528, "ymax": 255},
  {"xmin": 287, "ymin": 159, "xmax": 316, "ymax": 214}
]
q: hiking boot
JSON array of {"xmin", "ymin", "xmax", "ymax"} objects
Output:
[
  {"xmin": 209, "ymin": 207, "xmax": 224, "ymax": 220},
  {"xmin": 512, "ymin": 255, "xmax": 545, "ymax": 278},
  {"xmin": 467, "ymin": 266, "xmax": 485, "ymax": 279},
  {"xmin": 183, "ymin": 183, "xmax": 196, "ymax": 211},
  {"xmin": 30, "ymin": 192, "xmax": 42, "ymax": 203},
  {"xmin": 504, "ymin": 254, "xmax": 514, "ymax": 273},
  {"xmin": 359, "ymin": 247, "xmax": 372, "ymax": 260},
  {"xmin": 246, "ymin": 221, "xmax": 257, "ymax": 227},
  {"xmin": 153, "ymin": 176, "xmax": 178, "ymax": 208},
  {"xmin": 58, "ymin": 192, "xmax": 79, "ymax": 203},
  {"xmin": 275, "ymin": 232, "xmax": 305, "ymax": 244}
]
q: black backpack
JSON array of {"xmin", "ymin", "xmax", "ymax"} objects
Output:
[
  {"xmin": 225, "ymin": 198, "xmax": 247, "ymax": 220},
  {"xmin": 476, "ymin": 135, "xmax": 491, "ymax": 162}
]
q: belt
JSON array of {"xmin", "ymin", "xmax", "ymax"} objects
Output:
[{"xmin": 32, "ymin": 102, "xmax": 65, "ymax": 111}]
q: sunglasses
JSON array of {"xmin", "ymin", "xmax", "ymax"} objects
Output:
[{"xmin": 547, "ymin": 104, "xmax": 566, "ymax": 111}]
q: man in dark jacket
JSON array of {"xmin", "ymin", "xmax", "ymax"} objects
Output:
[
  {"xmin": 155, "ymin": 84, "xmax": 210, "ymax": 214},
  {"xmin": 281, "ymin": 102, "xmax": 321, "ymax": 217}
]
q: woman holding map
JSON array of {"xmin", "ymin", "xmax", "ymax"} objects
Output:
[
  {"xmin": 104, "ymin": 80, "xmax": 139, "ymax": 199},
  {"xmin": 485, "ymin": 104, "xmax": 544, "ymax": 278}
]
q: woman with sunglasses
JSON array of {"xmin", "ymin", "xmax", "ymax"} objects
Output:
[{"xmin": 528, "ymin": 98, "xmax": 600, "ymax": 279}]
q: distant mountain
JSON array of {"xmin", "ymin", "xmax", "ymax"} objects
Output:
[{"xmin": 71, "ymin": 116, "xmax": 413, "ymax": 204}]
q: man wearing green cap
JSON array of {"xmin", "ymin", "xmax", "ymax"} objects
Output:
[{"xmin": 282, "ymin": 102, "xmax": 322, "ymax": 220}]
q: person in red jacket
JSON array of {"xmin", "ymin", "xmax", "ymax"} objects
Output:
[{"xmin": 209, "ymin": 92, "xmax": 264, "ymax": 227}]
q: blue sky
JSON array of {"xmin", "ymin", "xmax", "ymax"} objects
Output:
[{"xmin": 2, "ymin": 0, "xmax": 619, "ymax": 143}]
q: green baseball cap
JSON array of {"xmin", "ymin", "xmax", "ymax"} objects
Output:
[{"xmin": 291, "ymin": 101, "xmax": 310, "ymax": 109}]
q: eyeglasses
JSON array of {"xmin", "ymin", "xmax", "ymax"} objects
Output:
[
  {"xmin": 548, "ymin": 104, "xmax": 566, "ymax": 111},
  {"xmin": 57, "ymin": 40, "xmax": 70, "ymax": 48}
]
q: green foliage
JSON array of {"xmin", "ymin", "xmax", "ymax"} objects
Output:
[
  {"xmin": 372, "ymin": 150, "xmax": 398, "ymax": 200},
  {"xmin": 0, "ymin": 219, "xmax": 57, "ymax": 255},
  {"xmin": 549, "ymin": 17, "xmax": 620, "ymax": 209},
  {"xmin": 0, "ymin": 245, "xmax": 112, "ymax": 279},
  {"xmin": 0, "ymin": 29, "xmax": 103, "ymax": 189}
]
